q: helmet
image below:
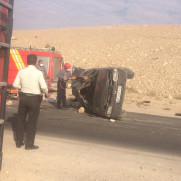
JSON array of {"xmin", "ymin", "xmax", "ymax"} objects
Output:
[{"xmin": 64, "ymin": 63, "xmax": 71, "ymax": 69}]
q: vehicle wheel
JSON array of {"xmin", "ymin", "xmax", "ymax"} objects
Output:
[{"xmin": 120, "ymin": 67, "xmax": 134, "ymax": 79}]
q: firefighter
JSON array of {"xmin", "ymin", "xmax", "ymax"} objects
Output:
[
  {"xmin": 56, "ymin": 63, "xmax": 72, "ymax": 109},
  {"xmin": 37, "ymin": 60, "xmax": 47, "ymax": 76}
]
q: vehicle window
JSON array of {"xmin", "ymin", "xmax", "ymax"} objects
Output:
[{"xmin": 37, "ymin": 56, "xmax": 50, "ymax": 74}]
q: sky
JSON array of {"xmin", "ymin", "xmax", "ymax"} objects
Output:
[{"xmin": 13, "ymin": 0, "xmax": 181, "ymax": 30}]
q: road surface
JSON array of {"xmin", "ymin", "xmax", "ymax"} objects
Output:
[{"xmin": 5, "ymin": 100, "xmax": 181, "ymax": 156}]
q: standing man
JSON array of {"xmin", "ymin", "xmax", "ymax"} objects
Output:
[
  {"xmin": 56, "ymin": 63, "xmax": 72, "ymax": 109},
  {"xmin": 37, "ymin": 60, "xmax": 47, "ymax": 76},
  {"xmin": 13, "ymin": 54, "xmax": 49, "ymax": 150}
]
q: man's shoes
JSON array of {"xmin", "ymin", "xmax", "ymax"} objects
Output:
[
  {"xmin": 16, "ymin": 142, "xmax": 24, "ymax": 148},
  {"xmin": 25, "ymin": 145, "xmax": 39, "ymax": 150}
]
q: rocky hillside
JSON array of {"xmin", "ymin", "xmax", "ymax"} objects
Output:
[{"xmin": 12, "ymin": 25, "xmax": 181, "ymax": 99}]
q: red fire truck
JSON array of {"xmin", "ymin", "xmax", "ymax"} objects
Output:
[
  {"xmin": 0, "ymin": 0, "xmax": 14, "ymax": 170},
  {"xmin": 8, "ymin": 47, "xmax": 63, "ymax": 94}
]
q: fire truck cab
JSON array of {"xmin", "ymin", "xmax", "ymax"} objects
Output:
[{"xmin": 8, "ymin": 47, "xmax": 63, "ymax": 95}]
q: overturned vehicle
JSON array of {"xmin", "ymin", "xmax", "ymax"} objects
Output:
[{"xmin": 72, "ymin": 67, "xmax": 134, "ymax": 119}]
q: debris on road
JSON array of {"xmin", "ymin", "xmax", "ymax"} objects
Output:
[
  {"xmin": 175, "ymin": 113, "xmax": 181, "ymax": 116},
  {"xmin": 46, "ymin": 98, "xmax": 56, "ymax": 103},
  {"xmin": 109, "ymin": 119, "xmax": 116, "ymax": 123},
  {"xmin": 137, "ymin": 100, "xmax": 151, "ymax": 107},
  {"xmin": 78, "ymin": 107, "xmax": 85, "ymax": 114}
]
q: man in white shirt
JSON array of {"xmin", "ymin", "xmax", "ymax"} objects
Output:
[{"xmin": 13, "ymin": 54, "xmax": 49, "ymax": 150}]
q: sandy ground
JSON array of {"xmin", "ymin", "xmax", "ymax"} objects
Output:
[
  {"xmin": 0, "ymin": 130, "xmax": 181, "ymax": 181},
  {"xmin": 123, "ymin": 92, "xmax": 181, "ymax": 118}
]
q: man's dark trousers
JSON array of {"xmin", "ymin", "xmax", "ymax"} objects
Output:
[
  {"xmin": 16, "ymin": 93, "xmax": 41, "ymax": 147},
  {"xmin": 57, "ymin": 80, "xmax": 66, "ymax": 108}
]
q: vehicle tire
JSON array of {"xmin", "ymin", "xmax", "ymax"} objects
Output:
[{"xmin": 120, "ymin": 67, "xmax": 134, "ymax": 79}]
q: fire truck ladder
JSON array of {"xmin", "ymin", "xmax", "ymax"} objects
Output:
[{"xmin": 0, "ymin": 0, "xmax": 14, "ymax": 170}]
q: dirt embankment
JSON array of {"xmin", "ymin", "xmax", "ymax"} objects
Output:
[{"xmin": 12, "ymin": 25, "xmax": 181, "ymax": 99}]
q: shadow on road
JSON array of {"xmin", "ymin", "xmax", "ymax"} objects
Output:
[{"xmin": 6, "ymin": 113, "xmax": 17, "ymax": 144}]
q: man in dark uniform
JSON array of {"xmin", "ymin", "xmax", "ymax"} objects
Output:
[
  {"xmin": 56, "ymin": 63, "xmax": 72, "ymax": 109},
  {"xmin": 13, "ymin": 54, "xmax": 50, "ymax": 150}
]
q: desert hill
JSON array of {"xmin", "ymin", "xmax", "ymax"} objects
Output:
[{"xmin": 12, "ymin": 25, "xmax": 181, "ymax": 99}]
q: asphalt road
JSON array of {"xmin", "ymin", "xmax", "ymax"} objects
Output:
[{"xmin": 5, "ymin": 101, "xmax": 181, "ymax": 156}]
